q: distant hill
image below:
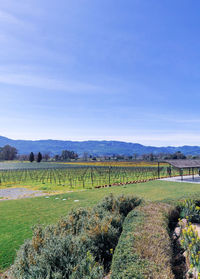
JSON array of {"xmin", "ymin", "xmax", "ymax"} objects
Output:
[{"xmin": 1, "ymin": 135, "xmax": 200, "ymax": 156}]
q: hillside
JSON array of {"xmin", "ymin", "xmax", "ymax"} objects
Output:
[{"xmin": 0, "ymin": 136, "xmax": 200, "ymax": 156}]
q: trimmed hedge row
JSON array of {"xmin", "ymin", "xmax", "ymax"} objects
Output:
[
  {"xmin": 110, "ymin": 209, "xmax": 148, "ymax": 279},
  {"xmin": 111, "ymin": 202, "xmax": 176, "ymax": 279}
]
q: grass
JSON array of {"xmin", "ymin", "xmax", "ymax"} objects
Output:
[{"xmin": 1, "ymin": 179, "xmax": 200, "ymax": 272}]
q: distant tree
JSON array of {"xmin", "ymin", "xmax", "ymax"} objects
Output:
[
  {"xmin": 37, "ymin": 152, "xmax": 42, "ymax": 163},
  {"xmin": 18, "ymin": 154, "xmax": 29, "ymax": 161},
  {"xmin": 61, "ymin": 150, "xmax": 78, "ymax": 161},
  {"xmin": 115, "ymin": 155, "xmax": 124, "ymax": 161},
  {"xmin": 192, "ymin": 155, "xmax": 198, "ymax": 159},
  {"xmin": 142, "ymin": 154, "xmax": 148, "ymax": 161},
  {"xmin": 0, "ymin": 147, "xmax": 3, "ymax": 160},
  {"xmin": 54, "ymin": 154, "xmax": 61, "ymax": 161},
  {"xmin": 29, "ymin": 152, "xmax": 34, "ymax": 162},
  {"xmin": 133, "ymin": 153, "xmax": 138, "ymax": 160},
  {"xmin": 0, "ymin": 145, "xmax": 17, "ymax": 160},
  {"xmin": 164, "ymin": 151, "xmax": 186, "ymax": 160},
  {"xmin": 82, "ymin": 152, "xmax": 88, "ymax": 161},
  {"xmin": 149, "ymin": 153, "xmax": 154, "ymax": 161},
  {"xmin": 43, "ymin": 153, "xmax": 50, "ymax": 161},
  {"xmin": 174, "ymin": 151, "xmax": 186, "ymax": 159}
]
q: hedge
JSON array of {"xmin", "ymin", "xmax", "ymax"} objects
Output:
[{"xmin": 111, "ymin": 202, "xmax": 176, "ymax": 279}]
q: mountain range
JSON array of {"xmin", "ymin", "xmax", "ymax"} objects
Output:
[{"xmin": 1, "ymin": 135, "xmax": 200, "ymax": 156}]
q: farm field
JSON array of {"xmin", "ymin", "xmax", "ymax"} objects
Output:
[
  {"xmin": 0, "ymin": 161, "xmax": 193, "ymax": 192},
  {"xmin": 1, "ymin": 179, "xmax": 200, "ymax": 272},
  {"xmin": 0, "ymin": 160, "xmax": 167, "ymax": 168}
]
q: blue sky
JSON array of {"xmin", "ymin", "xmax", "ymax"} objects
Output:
[{"xmin": 1, "ymin": 0, "xmax": 200, "ymax": 146}]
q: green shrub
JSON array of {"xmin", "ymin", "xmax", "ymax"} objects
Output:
[
  {"xmin": 180, "ymin": 223, "xmax": 200, "ymax": 275},
  {"xmin": 111, "ymin": 203, "xmax": 175, "ymax": 279},
  {"xmin": 69, "ymin": 252, "xmax": 104, "ymax": 279},
  {"xmin": 56, "ymin": 208, "xmax": 90, "ymax": 235},
  {"xmin": 95, "ymin": 194, "xmax": 140, "ymax": 217},
  {"xmin": 179, "ymin": 199, "xmax": 200, "ymax": 223},
  {"xmin": 110, "ymin": 210, "xmax": 148, "ymax": 279},
  {"xmin": 11, "ymin": 194, "xmax": 141, "ymax": 279}
]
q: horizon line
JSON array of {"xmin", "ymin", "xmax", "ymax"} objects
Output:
[{"xmin": 0, "ymin": 135, "xmax": 199, "ymax": 148}]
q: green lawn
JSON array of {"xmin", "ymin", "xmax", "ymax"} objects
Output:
[{"xmin": 1, "ymin": 180, "xmax": 200, "ymax": 271}]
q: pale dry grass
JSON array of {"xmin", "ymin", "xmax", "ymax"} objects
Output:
[
  {"xmin": 133, "ymin": 203, "xmax": 175, "ymax": 279},
  {"xmin": 63, "ymin": 161, "xmax": 167, "ymax": 167}
]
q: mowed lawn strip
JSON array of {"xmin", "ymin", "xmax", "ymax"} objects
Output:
[{"xmin": 1, "ymin": 179, "xmax": 200, "ymax": 271}]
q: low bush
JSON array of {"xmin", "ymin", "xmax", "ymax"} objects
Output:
[
  {"xmin": 178, "ymin": 199, "xmax": 200, "ymax": 277},
  {"xmin": 180, "ymin": 223, "xmax": 200, "ymax": 275},
  {"xmin": 11, "ymin": 194, "xmax": 141, "ymax": 279},
  {"xmin": 12, "ymin": 234, "xmax": 104, "ymax": 279},
  {"xmin": 111, "ymin": 202, "xmax": 175, "ymax": 279},
  {"xmin": 179, "ymin": 199, "xmax": 200, "ymax": 223}
]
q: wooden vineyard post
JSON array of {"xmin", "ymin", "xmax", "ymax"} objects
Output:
[
  {"xmin": 192, "ymin": 167, "xmax": 194, "ymax": 180},
  {"xmin": 157, "ymin": 162, "xmax": 160, "ymax": 179},
  {"xmin": 91, "ymin": 168, "xmax": 94, "ymax": 187},
  {"xmin": 108, "ymin": 166, "xmax": 111, "ymax": 185},
  {"xmin": 180, "ymin": 169, "xmax": 183, "ymax": 181}
]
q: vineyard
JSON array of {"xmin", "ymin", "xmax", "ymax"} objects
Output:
[{"xmin": 0, "ymin": 161, "xmax": 194, "ymax": 190}]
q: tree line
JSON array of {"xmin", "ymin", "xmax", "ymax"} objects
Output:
[
  {"xmin": 28, "ymin": 150, "xmax": 79, "ymax": 162},
  {"xmin": 0, "ymin": 144, "xmax": 198, "ymax": 162},
  {"xmin": 0, "ymin": 145, "xmax": 79, "ymax": 162},
  {"xmin": 29, "ymin": 152, "xmax": 42, "ymax": 163}
]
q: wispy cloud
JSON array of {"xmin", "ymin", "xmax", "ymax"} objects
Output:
[
  {"xmin": 159, "ymin": 115, "xmax": 200, "ymax": 124},
  {"xmin": 0, "ymin": 10, "xmax": 25, "ymax": 26},
  {"xmin": 142, "ymin": 112, "xmax": 200, "ymax": 125},
  {"xmin": 0, "ymin": 73, "xmax": 105, "ymax": 93},
  {"xmin": 94, "ymin": 133, "xmax": 200, "ymax": 147},
  {"xmin": 0, "ymin": 9, "xmax": 35, "ymax": 34},
  {"xmin": 172, "ymin": 119, "xmax": 200, "ymax": 124}
]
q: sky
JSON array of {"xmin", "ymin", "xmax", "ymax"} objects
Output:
[{"xmin": 1, "ymin": 0, "xmax": 200, "ymax": 146}]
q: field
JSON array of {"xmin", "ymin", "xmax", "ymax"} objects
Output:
[
  {"xmin": 0, "ymin": 161, "xmax": 193, "ymax": 192},
  {"xmin": 1, "ymin": 179, "xmax": 200, "ymax": 272}
]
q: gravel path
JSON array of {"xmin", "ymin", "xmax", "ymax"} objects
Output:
[
  {"xmin": 0, "ymin": 188, "xmax": 45, "ymax": 201},
  {"xmin": 160, "ymin": 174, "xmax": 200, "ymax": 184}
]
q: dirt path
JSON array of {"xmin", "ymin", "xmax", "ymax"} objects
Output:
[{"xmin": 0, "ymin": 188, "xmax": 45, "ymax": 201}]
